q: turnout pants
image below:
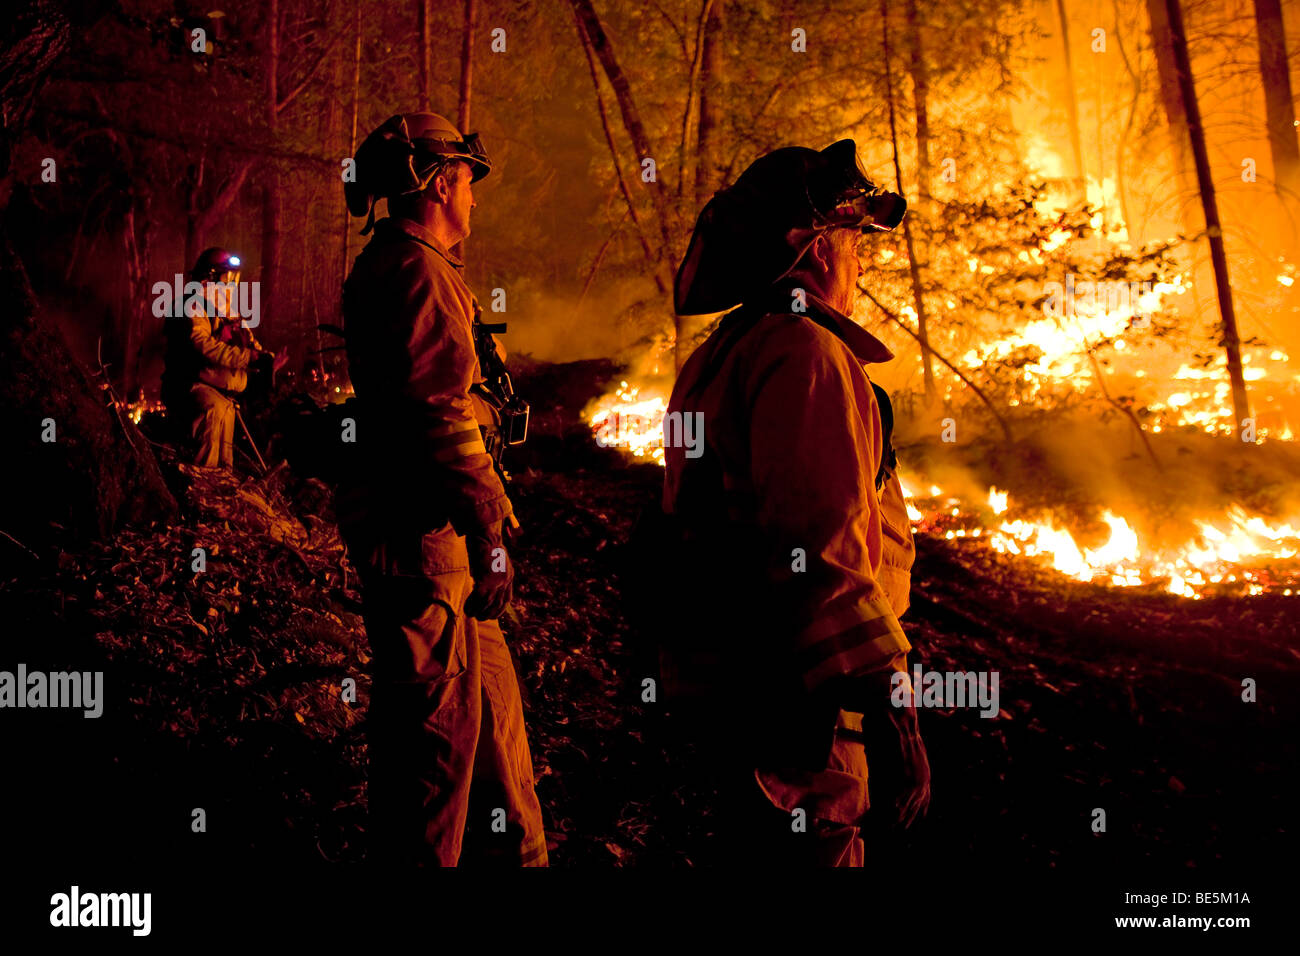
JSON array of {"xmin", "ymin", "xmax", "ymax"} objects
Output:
[
  {"xmin": 348, "ymin": 522, "xmax": 548, "ymax": 867},
  {"xmin": 189, "ymin": 383, "xmax": 236, "ymax": 467}
]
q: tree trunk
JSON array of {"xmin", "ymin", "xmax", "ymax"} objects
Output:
[
  {"xmin": 121, "ymin": 195, "xmax": 150, "ymax": 398},
  {"xmin": 567, "ymin": 0, "xmax": 677, "ymax": 262},
  {"xmin": 452, "ymin": 0, "xmax": 477, "ymax": 262},
  {"xmin": 261, "ymin": 182, "xmax": 281, "ymax": 332},
  {"xmin": 458, "ymin": 0, "xmax": 477, "ymax": 130},
  {"xmin": 567, "ymin": 0, "xmax": 681, "ymax": 362},
  {"xmin": 882, "ymin": 0, "xmax": 934, "ymax": 400},
  {"xmin": 342, "ymin": 0, "xmax": 362, "ymax": 300},
  {"xmin": 677, "ymin": 0, "xmax": 713, "ymax": 202},
  {"xmin": 1252, "ymin": 0, "xmax": 1300, "ymax": 199},
  {"xmin": 694, "ymin": 0, "xmax": 724, "ymax": 209},
  {"xmin": 905, "ymin": 0, "xmax": 931, "ymax": 209},
  {"xmin": 1113, "ymin": 0, "xmax": 1141, "ymax": 240},
  {"xmin": 261, "ymin": 0, "xmax": 282, "ymax": 333},
  {"xmin": 1093, "ymin": 37, "xmax": 1107, "ymax": 233},
  {"xmin": 576, "ymin": 17, "xmax": 669, "ymax": 297},
  {"xmin": 184, "ymin": 140, "xmax": 206, "ymax": 267},
  {"xmin": 1054, "ymin": 0, "xmax": 1087, "ymax": 202},
  {"xmin": 188, "ymin": 160, "xmax": 254, "ymax": 270},
  {"xmin": 1145, "ymin": 0, "xmax": 1208, "ymax": 322},
  {"xmin": 1144, "ymin": 0, "xmax": 1196, "ymax": 216},
  {"xmin": 418, "ymin": 0, "xmax": 432, "ymax": 111},
  {"xmin": 1164, "ymin": 0, "xmax": 1251, "ymax": 435}
]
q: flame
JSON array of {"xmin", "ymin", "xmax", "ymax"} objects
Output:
[
  {"xmin": 587, "ymin": 381, "xmax": 668, "ymax": 464},
  {"xmin": 954, "ymin": 279, "xmax": 1300, "ymax": 440},
  {"xmin": 115, "ymin": 396, "xmax": 166, "ymax": 425},
  {"xmin": 905, "ymin": 480, "xmax": 1300, "ymax": 599},
  {"xmin": 975, "ymin": 137, "xmax": 1299, "ymax": 441},
  {"xmin": 960, "ymin": 275, "xmax": 1188, "ymax": 401}
]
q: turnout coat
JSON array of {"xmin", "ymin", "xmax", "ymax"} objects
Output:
[
  {"xmin": 338, "ymin": 216, "xmax": 512, "ymax": 537},
  {"xmin": 661, "ymin": 287, "xmax": 916, "ymax": 825}
]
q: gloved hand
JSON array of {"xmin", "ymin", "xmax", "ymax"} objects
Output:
[
  {"xmin": 465, "ymin": 520, "xmax": 514, "ymax": 620},
  {"xmin": 503, "ymin": 513, "xmax": 522, "ymax": 545},
  {"xmin": 858, "ymin": 667, "xmax": 931, "ymax": 829},
  {"xmin": 885, "ymin": 701, "xmax": 931, "ymax": 828}
]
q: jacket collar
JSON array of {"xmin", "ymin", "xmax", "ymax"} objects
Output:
[
  {"xmin": 761, "ymin": 285, "xmax": 895, "ymax": 363},
  {"xmin": 376, "ymin": 217, "xmax": 465, "ymax": 269}
]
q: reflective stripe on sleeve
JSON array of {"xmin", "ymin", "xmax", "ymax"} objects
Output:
[
  {"xmin": 795, "ymin": 593, "xmax": 910, "ymax": 690},
  {"xmin": 431, "ymin": 435, "xmax": 488, "ymax": 462},
  {"xmin": 422, "ymin": 420, "xmax": 487, "ymax": 461},
  {"xmin": 425, "ymin": 419, "xmax": 484, "ymax": 440}
]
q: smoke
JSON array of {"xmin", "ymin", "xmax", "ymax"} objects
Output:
[{"xmin": 494, "ymin": 274, "xmax": 670, "ymax": 364}]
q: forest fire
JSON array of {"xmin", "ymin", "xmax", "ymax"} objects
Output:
[{"xmin": 6, "ymin": 0, "xmax": 1298, "ymax": 919}]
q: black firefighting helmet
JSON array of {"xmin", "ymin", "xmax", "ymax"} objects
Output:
[
  {"xmin": 345, "ymin": 112, "xmax": 491, "ymax": 235},
  {"xmin": 190, "ymin": 247, "xmax": 243, "ymax": 282},
  {"xmin": 673, "ymin": 139, "xmax": 906, "ymax": 315}
]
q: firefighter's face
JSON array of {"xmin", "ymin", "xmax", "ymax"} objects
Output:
[
  {"xmin": 436, "ymin": 161, "xmax": 475, "ymax": 242},
  {"xmin": 204, "ymin": 272, "xmax": 238, "ymax": 316}
]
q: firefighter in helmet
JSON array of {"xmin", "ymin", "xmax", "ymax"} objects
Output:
[
  {"xmin": 659, "ymin": 140, "xmax": 930, "ymax": 866},
  {"xmin": 337, "ymin": 112, "xmax": 547, "ymax": 866},
  {"xmin": 161, "ymin": 247, "xmax": 286, "ymax": 467}
]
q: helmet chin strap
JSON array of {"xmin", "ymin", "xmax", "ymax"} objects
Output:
[
  {"xmin": 362, "ymin": 161, "xmax": 443, "ymax": 236},
  {"xmin": 360, "ymin": 199, "xmax": 378, "ymax": 236},
  {"xmin": 407, "ymin": 142, "xmax": 455, "ymax": 192},
  {"xmin": 409, "ymin": 163, "xmax": 443, "ymax": 194}
]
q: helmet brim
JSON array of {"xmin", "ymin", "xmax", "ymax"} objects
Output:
[{"xmin": 674, "ymin": 140, "xmax": 906, "ymax": 315}]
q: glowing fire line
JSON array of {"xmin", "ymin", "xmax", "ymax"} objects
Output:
[
  {"xmin": 583, "ymin": 386, "xmax": 1299, "ymax": 598},
  {"xmin": 899, "ymin": 479, "xmax": 1299, "ymax": 599}
]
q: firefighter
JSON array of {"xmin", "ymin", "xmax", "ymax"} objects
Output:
[
  {"xmin": 161, "ymin": 247, "xmax": 286, "ymax": 468},
  {"xmin": 338, "ymin": 112, "xmax": 547, "ymax": 866},
  {"xmin": 660, "ymin": 140, "xmax": 930, "ymax": 866}
]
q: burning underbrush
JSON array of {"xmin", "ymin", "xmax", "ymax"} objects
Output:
[
  {"xmin": 585, "ymin": 370, "xmax": 1300, "ymax": 599},
  {"xmin": 896, "ymin": 415, "xmax": 1300, "ymax": 599},
  {"xmin": 2, "ymin": 358, "xmax": 1294, "ymax": 872}
]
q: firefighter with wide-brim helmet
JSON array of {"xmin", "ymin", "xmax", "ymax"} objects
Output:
[
  {"xmin": 160, "ymin": 247, "xmax": 286, "ymax": 468},
  {"xmin": 336, "ymin": 112, "xmax": 547, "ymax": 866},
  {"xmin": 656, "ymin": 139, "xmax": 929, "ymax": 866}
]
